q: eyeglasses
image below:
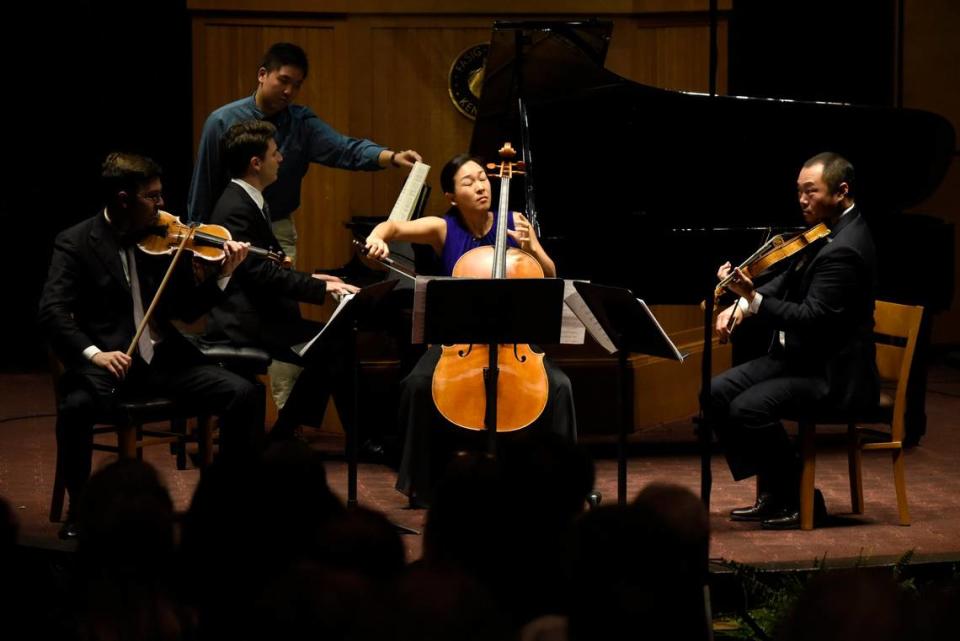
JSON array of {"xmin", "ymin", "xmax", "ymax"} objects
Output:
[{"xmin": 138, "ymin": 191, "xmax": 163, "ymax": 203}]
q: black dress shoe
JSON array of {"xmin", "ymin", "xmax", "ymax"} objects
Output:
[
  {"xmin": 58, "ymin": 520, "xmax": 79, "ymax": 540},
  {"xmin": 587, "ymin": 491, "xmax": 602, "ymax": 509},
  {"xmin": 762, "ymin": 490, "xmax": 827, "ymax": 530},
  {"xmin": 730, "ymin": 492, "xmax": 784, "ymax": 521},
  {"xmin": 359, "ymin": 438, "xmax": 387, "ymax": 463}
]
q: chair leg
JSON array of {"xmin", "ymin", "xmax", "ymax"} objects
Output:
[
  {"xmin": 198, "ymin": 416, "xmax": 214, "ymax": 468},
  {"xmin": 892, "ymin": 447, "xmax": 911, "ymax": 526},
  {"xmin": 172, "ymin": 418, "xmax": 188, "ymax": 470},
  {"xmin": 847, "ymin": 423, "xmax": 864, "ymax": 514},
  {"xmin": 49, "ymin": 451, "xmax": 65, "ymax": 523},
  {"xmin": 799, "ymin": 421, "xmax": 816, "ymax": 530},
  {"xmin": 117, "ymin": 424, "xmax": 138, "ymax": 459}
]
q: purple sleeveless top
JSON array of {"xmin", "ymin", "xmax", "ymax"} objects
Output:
[{"xmin": 440, "ymin": 211, "xmax": 518, "ymax": 276}]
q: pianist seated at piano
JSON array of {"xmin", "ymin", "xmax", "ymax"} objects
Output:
[
  {"xmin": 709, "ymin": 152, "xmax": 879, "ymax": 530},
  {"xmin": 364, "ymin": 153, "xmax": 576, "ymax": 507},
  {"xmin": 203, "ymin": 119, "xmax": 361, "ymax": 443}
]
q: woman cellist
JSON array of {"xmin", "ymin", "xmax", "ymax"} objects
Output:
[{"xmin": 364, "ymin": 153, "xmax": 576, "ymax": 507}]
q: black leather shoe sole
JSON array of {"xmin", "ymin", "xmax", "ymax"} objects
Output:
[
  {"xmin": 730, "ymin": 493, "xmax": 784, "ymax": 521},
  {"xmin": 761, "ymin": 491, "xmax": 827, "ymax": 530},
  {"xmin": 58, "ymin": 521, "xmax": 79, "ymax": 540}
]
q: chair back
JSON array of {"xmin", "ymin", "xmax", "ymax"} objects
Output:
[{"xmin": 873, "ymin": 300, "xmax": 924, "ymax": 442}]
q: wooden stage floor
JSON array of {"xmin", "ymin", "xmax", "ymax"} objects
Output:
[{"xmin": 2, "ymin": 363, "xmax": 960, "ymax": 570}]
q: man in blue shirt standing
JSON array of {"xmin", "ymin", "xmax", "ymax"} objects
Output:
[
  {"xmin": 188, "ymin": 41, "xmax": 421, "ymax": 264},
  {"xmin": 188, "ymin": 42, "xmax": 421, "ymax": 410}
]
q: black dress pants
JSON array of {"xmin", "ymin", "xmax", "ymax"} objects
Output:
[
  {"xmin": 55, "ymin": 342, "xmax": 260, "ymax": 512},
  {"xmin": 709, "ymin": 353, "xmax": 829, "ymax": 498}
]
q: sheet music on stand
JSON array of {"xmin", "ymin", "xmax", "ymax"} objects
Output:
[
  {"xmin": 293, "ymin": 280, "xmax": 399, "ymax": 358},
  {"xmin": 565, "ymin": 282, "xmax": 685, "ymax": 361},
  {"xmin": 411, "ymin": 277, "xmax": 586, "ymax": 345}
]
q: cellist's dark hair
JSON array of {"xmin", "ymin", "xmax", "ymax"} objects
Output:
[
  {"xmin": 101, "ymin": 152, "xmax": 162, "ymax": 204},
  {"xmin": 440, "ymin": 153, "xmax": 485, "ymax": 195},
  {"xmin": 222, "ymin": 119, "xmax": 277, "ymax": 178},
  {"xmin": 803, "ymin": 151, "xmax": 855, "ymax": 197}
]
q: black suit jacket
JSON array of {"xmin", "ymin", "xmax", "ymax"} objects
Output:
[
  {"xmin": 205, "ymin": 182, "xmax": 327, "ymax": 358},
  {"xmin": 756, "ymin": 207, "xmax": 879, "ymax": 411},
  {"xmin": 38, "ymin": 211, "xmax": 221, "ymax": 370}
]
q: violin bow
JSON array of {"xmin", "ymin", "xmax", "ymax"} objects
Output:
[
  {"xmin": 352, "ymin": 239, "xmax": 417, "ymax": 280},
  {"xmin": 125, "ymin": 224, "xmax": 196, "ymax": 357}
]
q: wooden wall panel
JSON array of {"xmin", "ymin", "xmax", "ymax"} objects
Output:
[
  {"xmin": 367, "ymin": 22, "xmax": 493, "ymax": 218},
  {"xmin": 192, "ymin": 8, "xmax": 730, "ymax": 326},
  {"xmin": 607, "ymin": 19, "xmax": 728, "ymax": 93},
  {"xmin": 903, "ymin": 0, "xmax": 960, "ymax": 343},
  {"xmin": 189, "ymin": 0, "xmax": 732, "ymax": 15}
]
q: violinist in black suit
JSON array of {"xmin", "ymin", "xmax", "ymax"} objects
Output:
[
  {"xmin": 711, "ymin": 152, "xmax": 879, "ymax": 529},
  {"xmin": 38, "ymin": 152, "xmax": 257, "ymax": 538},
  {"xmin": 204, "ymin": 119, "xmax": 359, "ymax": 440}
]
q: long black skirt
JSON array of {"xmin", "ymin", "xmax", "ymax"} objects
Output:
[{"xmin": 395, "ymin": 345, "xmax": 577, "ymax": 506}]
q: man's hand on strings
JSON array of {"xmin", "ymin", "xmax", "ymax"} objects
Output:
[
  {"xmin": 220, "ymin": 241, "xmax": 250, "ymax": 277},
  {"xmin": 717, "ymin": 261, "xmax": 733, "ymax": 281},
  {"xmin": 726, "ymin": 267, "xmax": 755, "ymax": 300},
  {"xmin": 92, "ymin": 351, "xmax": 132, "ymax": 380}
]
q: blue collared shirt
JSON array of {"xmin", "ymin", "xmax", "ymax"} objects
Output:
[{"xmin": 187, "ymin": 95, "xmax": 385, "ymax": 222}]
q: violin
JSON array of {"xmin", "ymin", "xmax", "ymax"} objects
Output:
[
  {"xmin": 431, "ymin": 142, "xmax": 550, "ymax": 432},
  {"xmin": 138, "ymin": 211, "xmax": 291, "ymax": 268},
  {"xmin": 715, "ymin": 222, "xmax": 830, "ymax": 339}
]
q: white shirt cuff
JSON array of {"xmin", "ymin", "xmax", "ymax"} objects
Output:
[
  {"xmin": 748, "ymin": 292, "xmax": 763, "ymax": 314},
  {"xmin": 217, "ymin": 275, "xmax": 231, "ymax": 290},
  {"xmin": 82, "ymin": 345, "xmax": 102, "ymax": 361}
]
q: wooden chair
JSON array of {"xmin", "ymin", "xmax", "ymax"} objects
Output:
[
  {"xmin": 796, "ymin": 300, "xmax": 923, "ymax": 529},
  {"xmin": 48, "ymin": 391, "xmax": 211, "ymax": 523}
]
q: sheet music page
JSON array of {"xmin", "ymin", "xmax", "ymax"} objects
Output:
[
  {"xmin": 388, "ymin": 161, "xmax": 431, "ymax": 222},
  {"xmin": 636, "ymin": 299, "xmax": 686, "ymax": 362},
  {"xmin": 560, "ymin": 279, "xmax": 586, "ymax": 345},
  {"xmin": 294, "ymin": 292, "xmax": 355, "ymax": 358},
  {"xmin": 564, "ymin": 287, "xmax": 616, "ymax": 354},
  {"xmin": 411, "ymin": 276, "xmax": 447, "ymax": 344}
]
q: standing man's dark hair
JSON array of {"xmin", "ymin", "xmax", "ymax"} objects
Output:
[
  {"xmin": 803, "ymin": 151, "xmax": 855, "ymax": 197},
  {"xmin": 260, "ymin": 42, "xmax": 308, "ymax": 77},
  {"xmin": 222, "ymin": 120, "xmax": 278, "ymax": 179}
]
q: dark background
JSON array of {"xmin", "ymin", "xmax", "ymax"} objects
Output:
[{"xmin": 0, "ymin": 0, "xmax": 909, "ymax": 371}]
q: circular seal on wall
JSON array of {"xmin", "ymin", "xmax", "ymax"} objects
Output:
[{"xmin": 449, "ymin": 43, "xmax": 489, "ymax": 120}]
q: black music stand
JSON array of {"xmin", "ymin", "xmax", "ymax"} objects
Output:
[
  {"xmin": 295, "ymin": 280, "xmax": 416, "ymax": 530},
  {"xmin": 568, "ymin": 281, "xmax": 684, "ymax": 505},
  {"xmin": 418, "ymin": 278, "xmax": 565, "ymax": 455}
]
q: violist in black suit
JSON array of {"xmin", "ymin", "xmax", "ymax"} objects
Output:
[
  {"xmin": 710, "ymin": 152, "xmax": 880, "ymax": 530},
  {"xmin": 38, "ymin": 152, "xmax": 258, "ymax": 539},
  {"xmin": 203, "ymin": 119, "xmax": 360, "ymax": 440}
]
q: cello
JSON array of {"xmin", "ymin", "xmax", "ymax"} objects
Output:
[{"xmin": 431, "ymin": 143, "xmax": 550, "ymax": 432}]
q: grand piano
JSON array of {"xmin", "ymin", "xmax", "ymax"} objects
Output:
[
  {"xmin": 464, "ymin": 19, "xmax": 955, "ymax": 439},
  {"xmin": 340, "ymin": 19, "xmax": 955, "ymax": 442}
]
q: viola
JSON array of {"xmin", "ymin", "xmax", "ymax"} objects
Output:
[
  {"xmin": 715, "ymin": 222, "xmax": 830, "ymax": 340},
  {"xmin": 138, "ymin": 211, "xmax": 291, "ymax": 268},
  {"xmin": 431, "ymin": 143, "xmax": 550, "ymax": 432},
  {"xmin": 715, "ymin": 222, "xmax": 830, "ymax": 300}
]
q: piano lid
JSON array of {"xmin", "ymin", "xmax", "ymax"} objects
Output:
[{"xmin": 468, "ymin": 20, "xmax": 956, "ymax": 300}]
